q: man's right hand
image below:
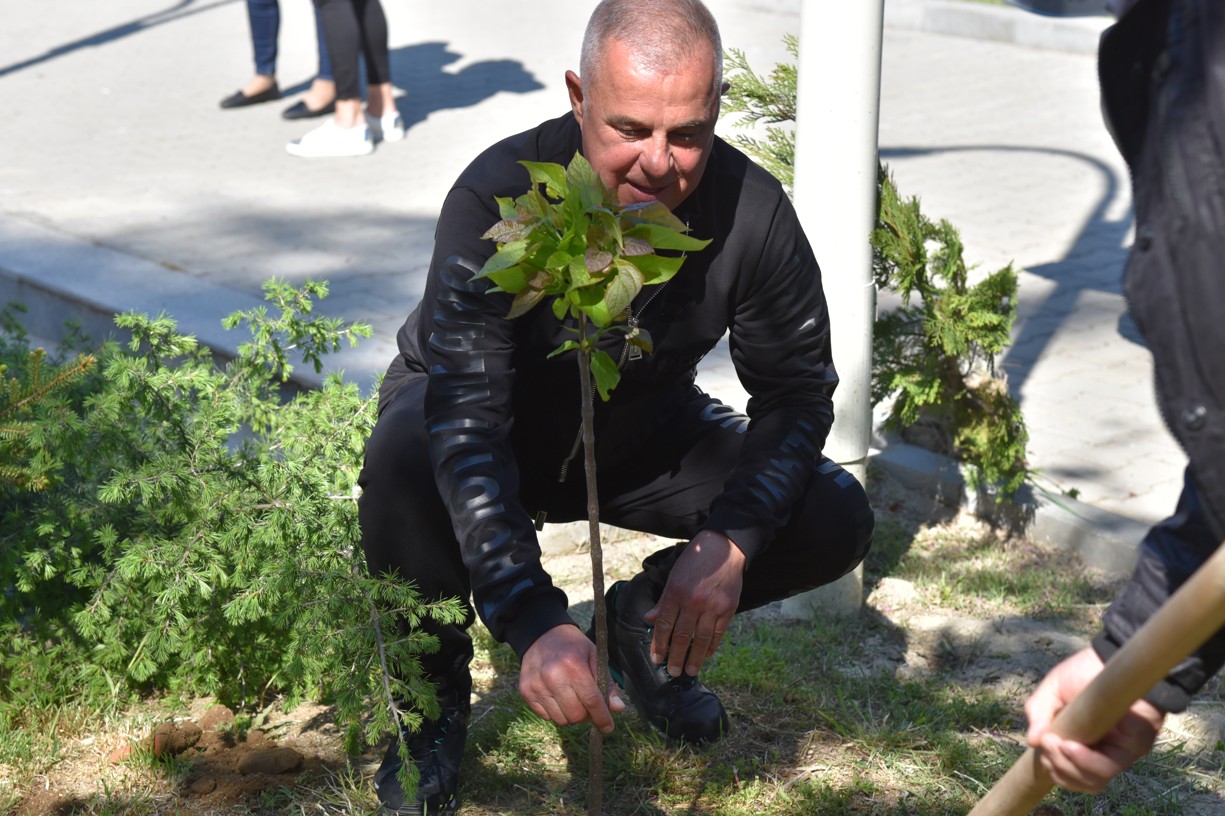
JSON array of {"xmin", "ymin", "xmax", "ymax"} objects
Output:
[
  {"xmin": 1024, "ymin": 646, "xmax": 1166, "ymax": 793},
  {"xmin": 519, "ymin": 623, "xmax": 626, "ymax": 734}
]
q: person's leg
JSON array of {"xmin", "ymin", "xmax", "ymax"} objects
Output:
[
  {"xmin": 313, "ymin": 0, "xmax": 362, "ymax": 121},
  {"xmin": 352, "ymin": 0, "xmax": 394, "ymax": 113},
  {"xmin": 350, "ymin": 0, "xmax": 403, "ymax": 141},
  {"xmin": 299, "ymin": 3, "xmax": 336, "ymax": 111},
  {"xmin": 247, "ymin": 0, "xmax": 279, "ymax": 82},
  {"xmin": 579, "ymin": 387, "xmax": 873, "ymax": 742},
  {"xmin": 598, "ymin": 390, "xmax": 873, "ymax": 607},
  {"xmin": 357, "ymin": 378, "xmax": 472, "ymax": 813},
  {"xmin": 289, "ymin": 0, "xmax": 371, "ymax": 155},
  {"xmin": 359, "ymin": 378, "xmax": 476, "ymax": 680},
  {"xmin": 220, "ymin": 0, "xmax": 280, "ymax": 104}
]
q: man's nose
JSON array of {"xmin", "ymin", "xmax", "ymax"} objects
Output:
[{"xmin": 639, "ymin": 135, "xmax": 673, "ymax": 178}]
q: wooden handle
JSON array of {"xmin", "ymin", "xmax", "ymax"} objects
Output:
[{"xmin": 969, "ymin": 539, "xmax": 1225, "ymax": 815}]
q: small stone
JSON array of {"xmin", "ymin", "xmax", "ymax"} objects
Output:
[
  {"xmin": 107, "ymin": 743, "xmax": 133, "ymax": 764},
  {"xmin": 237, "ymin": 746, "xmax": 303, "ymax": 775},
  {"xmin": 187, "ymin": 776, "xmax": 217, "ymax": 795}
]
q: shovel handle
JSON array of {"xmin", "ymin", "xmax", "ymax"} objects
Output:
[{"xmin": 969, "ymin": 538, "xmax": 1225, "ymax": 815}]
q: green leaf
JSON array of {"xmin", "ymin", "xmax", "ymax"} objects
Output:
[
  {"xmin": 482, "ymin": 219, "xmax": 532, "ymax": 243},
  {"xmin": 520, "ymin": 161, "xmax": 568, "ymax": 199},
  {"xmin": 477, "ymin": 240, "xmax": 528, "ymax": 277},
  {"xmin": 495, "ymin": 196, "xmax": 519, "ymax": 220},
  {"xmin": 568, "ymin": 254, "xmax": 594, "ymax": 288},
  {"xmin": 623, "ymin": 237, "xmax": 654, "ymax": 257},
  {"xmin": 620, "ymin": 254, "xmax": 683, "ymax": 284},
  {"xmin": 507, "ymin": 288, "xmax": 547, "ymax": 320},
  {"xmin": 565, "ymin": 152, "xmax": 609, "ymax": 210},
  {"xmin": 551, "ymin": 297, "xmax": 571, "ymax": 321},
  {"xmin": 624, "ymin": 223, "xmax": 711, "ymax": 252},
  {"xmin": 574, "ymin": 285, "xmax": 614, "ymax": 328},
  {"xmin": 483, "ymin": 264, "xmax": 530, "ymax": 294},
  {"xmin": 590, "ymin": 349, "xmax": 621, "ymax": 402},
  {"xmin": 628, "ymin": 325, "xmax": 653, "ymax": 354},
  {"xmin": 604, "ymin": 264, "xmax": 644, "ymax": 319},
  {"xmin": 585, "ymin": 249, "xmax": 613, "ymax": 276},
  {"xmin": 621, "ymin": 201, "xmax": 688, "ymax": 231},
  {"xmin": 546, "ymin": 340, "xmax": 581, "ymax": 359}
]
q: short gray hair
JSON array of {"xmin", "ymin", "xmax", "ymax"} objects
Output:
[{"xmin": 580, "ymin": 0, "xmax": 723, "ymax": 99}]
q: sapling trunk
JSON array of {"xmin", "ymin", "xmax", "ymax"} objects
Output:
[
  {"xmin": 474, "ymin": 152, "xmax": 711, "ymax": 815},
  {"xmin": 578, "ymin": 320, "xmax": 609, "ymax": 816}
]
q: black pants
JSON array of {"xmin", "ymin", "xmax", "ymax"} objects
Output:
[
  {"xmin": 358, "ymin": 377, "xmax": 875, "ymax": 678},
  {"xmin": 313, "ymin": 0, "xmax": 391, "ymax": 101}
]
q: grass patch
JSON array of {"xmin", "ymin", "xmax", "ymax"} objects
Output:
[{"xmin": 4, "ymin": 468, "xmax": 1224, "ymax": 814}]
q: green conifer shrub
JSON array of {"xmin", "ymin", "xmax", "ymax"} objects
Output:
[
  {"xmin": 722, "ymin": 38, "xmax": 1030, "ymax": 498},
  {"xmin": 0, "ymin": 282, "xmax": 462, "ymax": 774}
]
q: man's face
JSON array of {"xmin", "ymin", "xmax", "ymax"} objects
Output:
[{"xmin": 566, "ymin": 39, "xmax": 720, "ymax": 212}]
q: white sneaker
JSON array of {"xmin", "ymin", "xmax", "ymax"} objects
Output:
[
  {"xmin": 286, "ymin": 118, "xmax": 373, "ymax": 158},
  {"xmin": 366, "ymin": 111, "xmax": 405, "ymax": 144}
]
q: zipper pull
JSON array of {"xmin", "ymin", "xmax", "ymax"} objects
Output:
[
  {"xmin": 534, "ymin": 510, "xmax": 548, "ymax": 531},
  {"xmin": 626, "ymin": 315, "xmax": 643, "ymax": 361}
]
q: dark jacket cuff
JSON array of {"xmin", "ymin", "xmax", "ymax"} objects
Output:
[
  {"xmin": 1091, "ymin": 630, "xmax": 1192, "ymax": 713},
  {"xmin": 700, "ymin": 508, "xmax": 764, "ymax": 565},
  {"xmin": 503, "ymin": 598, "xmax": 577, "ymax": 660}
]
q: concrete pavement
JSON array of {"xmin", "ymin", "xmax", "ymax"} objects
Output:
[{"xmin": 0, "ymin": 0, "xmax": 1179, "ymax": 573}]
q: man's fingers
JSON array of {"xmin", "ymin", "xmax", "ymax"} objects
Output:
[
  {"xmin": 666, "ymin": 629, "xmax": 694, "ymax": 677},
  {"xmin": 647, "ymin": 600, "xmax": 680, "ymax": 664},
  {"xmin": 689, "ymin": 629, "xmax": 714, "ymax": 674}
]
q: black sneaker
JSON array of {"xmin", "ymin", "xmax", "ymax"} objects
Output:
[
  {"xmin": 374, "ymin": 674, "xmax": 470, "ymax": 815},
  {"xmin": 593, "ymin": 580, "xmax": 730, "ymax": 744}
]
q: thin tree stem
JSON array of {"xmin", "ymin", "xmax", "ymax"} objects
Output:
[{"xmin": 577, "ymin": 316, "xmax": 608, "ymax": 816}]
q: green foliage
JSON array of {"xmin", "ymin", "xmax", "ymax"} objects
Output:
[
  {"xmin": 477, "ymin": 152, "xmax": 709, "ymax": 400},
  {"xmin": 0, "ymin": 305, "xmax": 96, "ymax": 492},
  {"xmin": 0, "ymin": 281, "xmax": 462, "ymax": 771},
  {"xmin": 722, "ymin": 36, "xmax": 798, "ymax": 193},
  {"xmin": 722, "ymin": 38, "xmax": 1031, "ymax": 497},
  {"xmin": 872, "ymin": 167, "xmax": 1029, "ymax": 497}
]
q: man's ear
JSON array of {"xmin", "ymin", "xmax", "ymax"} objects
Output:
[
  {"xmin": 565, "ymin": 70, "xmax": 585, "ymax": 127},
  {"xmin": 720, "ymin": 81, "xmax": 730, "ymax": 96}
]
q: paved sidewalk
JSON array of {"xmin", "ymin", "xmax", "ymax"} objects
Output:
[{"xmin": 0, "ymin": 0, "xmax": 1180, "ymax": 568}]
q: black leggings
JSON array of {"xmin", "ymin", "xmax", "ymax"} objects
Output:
[
  {"xmin": 313, "ymin": 0, "xmax": 391, "ymax": 100},
  {"xmin": 358, "ymin": 377, "xmax": 875, "ymax": 677}
]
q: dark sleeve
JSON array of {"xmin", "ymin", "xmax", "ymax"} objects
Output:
[
  {"xmin": 1092, "ymin": 477, "xmax": 1225, "ymax": 712},
  {"xmin": 701, "ymin": 191, "xmax": 837, "ymax": 562},
  {"xmin": 418, "ymin": 186, "xmax": 573, "ymax": 658}
]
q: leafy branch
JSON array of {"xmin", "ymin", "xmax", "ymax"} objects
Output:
[{"xmin": 477, "ymin": 152, "xmax": 709, "ymax": 814}]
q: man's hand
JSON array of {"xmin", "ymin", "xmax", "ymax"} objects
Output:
[
  {"xmin": 519, "ymin": 623, "xmax": 625, "ymax": 734},
  {"xmin": 644, "ymin": 529, "xmax": 745, "ymax": 678},
  {"xmin": 1024, "ymin": 646, "xmax": 1166, "ymax": 793}
]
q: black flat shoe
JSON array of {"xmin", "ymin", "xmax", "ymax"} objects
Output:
[
  {"xmin": 219, "ymin": 85, "xmax": 281, "ymax": 109},
  {"xmin": 281, "ymin": 99, "xmax": 337, "ymax": 120}
]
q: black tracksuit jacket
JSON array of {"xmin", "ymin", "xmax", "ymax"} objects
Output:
[{"xmin": 379, "ymin": 112, "xmax": 837, "ymax": 657}]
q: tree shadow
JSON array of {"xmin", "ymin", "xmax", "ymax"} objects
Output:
[
  {"xmin": 0, "ymin": 0, "xmax": 239, "ymax": 80},
  {"xmin": 388, "ymin": 41, "xmax": 546, "ymax": 133}
]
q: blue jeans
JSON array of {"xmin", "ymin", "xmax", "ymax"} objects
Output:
[{"xmin": 246, "ymin": 0, "xmax": 333, "ymax": 81}]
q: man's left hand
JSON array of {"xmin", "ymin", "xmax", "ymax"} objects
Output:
[{"xmin": 644, "ymin": 529, "xmax": 745, "ymax": 677}]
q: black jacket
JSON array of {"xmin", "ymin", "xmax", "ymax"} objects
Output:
[
  {"xmin": 380, "ymin": 112, "xmax": 836, "ymax": 657},
  {"xmin": 1091, "ymin": 0, "xmax": 1225, "ymax": 711}
]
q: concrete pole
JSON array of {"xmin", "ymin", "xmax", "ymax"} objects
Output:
[{"xmin": 781, "ymin": 0, "xmax": 885, "ymax": 620}]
